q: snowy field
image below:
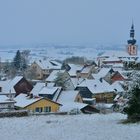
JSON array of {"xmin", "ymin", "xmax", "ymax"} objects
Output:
[
  {"xmin": 0, "ymin": 44, "xmax": 125, "ymax": 62},
  {"xmin": 0, "ymin": 113, "xmax": 140, "ymax": 140},
  {"xmin": 0, "ymin": 45, "xmax": 101, "ymax": 62}
]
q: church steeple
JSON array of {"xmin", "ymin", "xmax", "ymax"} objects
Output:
[
  {"xmin": 130, "ymin": 23, "xmax": 134, "ymax": 38},
  {"xmin": 127, "ymin": 22, "xmax": 138, "ymax": 55},
  {"xmin": 127, "ymin": 22, "xmax": 136, "ymax": 45}
]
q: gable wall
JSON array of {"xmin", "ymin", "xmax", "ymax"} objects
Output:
[
  {"xmin": 14, "ymin": 78, "xmax": 33, "ymax": 95},
  {"xmin": 24, "ymin": 98, "xmax": 60, "ymax": 112},
  {"xmin": 92, "ymin": 92, "xmax": 116, "ymax": 103}
]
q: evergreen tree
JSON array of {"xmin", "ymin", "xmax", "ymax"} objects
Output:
[
  {"xmin": 124, "ymin": 72, "xmax": 140, "ymax": 121},
  {"xmin": 13, "ymin": 50, "xmax": 22, "ymax": 70},
  {"xmin": 13, "ymin": 50, "xmax": 28, "ymax": 71},
  {"xmin": 22, "ymin": 58, "xmax": 27, "ymax": 70}
]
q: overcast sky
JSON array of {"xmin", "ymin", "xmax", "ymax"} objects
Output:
[{"xmin": 0, "ymin": 0, "xmax": 139, "ymax": 46}]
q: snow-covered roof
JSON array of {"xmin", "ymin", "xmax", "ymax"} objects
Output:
[
  {"xmin": 110, "ymin": 81, "xmax": 124, "ymax": 93},
  {"xmin": 46, "ymin": 70, "xmax": 65, "ymax": 82},
  {"xmin": 0, "ymin": 95, "xmax": 15, "ymax": 103},
  {"xmin": 0, "ymin": 80, "xmax": 10, "ymax": 88},
  {"xmin": 59, "ymin": 102, "xmax": 87, "ymax": 112},
  {"xmin": 81, "ymin": 66, "xmax": 92, "ymax": 74},
  {"xmin": 103, "ymin": 56, "xmax": 121, "ymax": 62},
  {"xmin": 68, "ymin": 64, "xmax": 83, "ymax": 76},
  {"xmin": 49, "ymin": 60, "xmax": 62, "ymax": 67},
  {"xmin": 104, "ymin": 68, "xmax": 128, "ymax": 80},
  {"xmin": 70, "ymin": 78, "xmax": 85, "ymax": 88},
  {"xmin": 58, "ymin": 90, "xmax": 79, "ymax": 104},
  {"xmin": 100, "ymin": 50, "xmax": 138, "ymax": 58},
  {"xmin": 47, "ymin": 83, "xmax": 55, "ymax": 87},
  {"xmin": 14, "ymin": 94, "xmax": 42, "ymax": 108},
  {"xmin": 52, "ymin": 87, "xmax": 62, "ymax": 102},
  {"xmin": 57, "ymin": 90, "xmax": 88, "ymax": 112},
  {"xmin": 121, "ymin": 57, "xmax": 136, "ymax": 62},
  {"xmin": 77, "ymin": 79, "xmax": 115, "ymax": 94},
  {"xmin": 10, "ymin": 76, "xmax": 23, "ymax": 86},
  {"xmin": 34, "ymin": 59, "xmax": 61, "ymax": 70},
  {"xmin": 39, "ymin": 86, "xmax": 58, "ymax": 95},
  {"xmin": 2, "ymin": 76, "xmax": 23, "ymax": 93},
  {"xmin": 112, "ymin": 63, "xmax": 124, "ymax": 68},
  {"xmin": 92, "ymin": 68, "xmax": 111, "ymax": 80},
  {"xmin": 0, "ymin": 95, "xmax": 10, "ymax": 103},
  {"xmin": 30, "ymin": 82, "xmax": 46, "ymax": 96}
]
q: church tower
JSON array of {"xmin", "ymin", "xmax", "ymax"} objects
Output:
[{"xmin": 127, "ymin": 23, "xmax": 138, "ymax": 55}]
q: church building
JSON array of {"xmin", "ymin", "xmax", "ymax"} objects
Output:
[{"xmin": 127, "ymin": 23, "xmax": 138, "ymax": 55}]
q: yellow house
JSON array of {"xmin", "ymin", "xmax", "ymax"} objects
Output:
[
  {"xmin": 76, "ymin": 79, "xmax": 117, "ymax": 104},
  {"xmin": 92, "ymin": 92, "xmax": 116, "ymax": 103},
  {"xmin": 15, "ymin": 94, "xmax": 61, "ymax": 113}
]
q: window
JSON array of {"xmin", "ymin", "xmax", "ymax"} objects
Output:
[
  {"xmin": 35, "ymin": 107, "xmax": 39, "ymax": 112},
  {"xmin": 44, "ymin": 106, "xmax": 51, "ymax": 112},
  {"xmin": 35, "ymin": 107, "xmax": 43, "ymax": 113},
  {"xmin": 8, "ymin": 104, "xmax": 12, "ymax": 109}
]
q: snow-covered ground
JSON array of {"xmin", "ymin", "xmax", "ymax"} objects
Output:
[
  {"xmin": 0, "ymin": 45, "xmax": 101, "ymax": 62},
  {"xmin": 0, "ymin": 44, "xmax": 139, "ymax": 63},
  {"xmin": 0, "ymin": 113, "xmax": 140, "ymax": 140},
  {"xmin": 0, "ymin": 44, "xmax": 125, "ymax": 62}
]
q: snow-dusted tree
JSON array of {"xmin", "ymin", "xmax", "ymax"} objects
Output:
[
  {"xmin": 124, "ymin": 71, "xmax": 140, "ymax": 121},
  {"xmin": 21, "ymin": 50, "xmax": 30, "ymax": 70},
  {"xmin": 54, "ymin": 72, "xmax": 70, "ymax": 90},
  {"xmin": 25, "ymin": 67, "xmax": 38, "ymax": 80}
]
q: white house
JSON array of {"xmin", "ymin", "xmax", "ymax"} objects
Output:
[{"xmin": 0, "ymin": 94, "xmax": 15, "ymax": 112}]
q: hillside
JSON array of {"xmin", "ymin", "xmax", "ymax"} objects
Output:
[{"xmin": 0, "ymin": 113, "xmax": 140, "ymax": 140}]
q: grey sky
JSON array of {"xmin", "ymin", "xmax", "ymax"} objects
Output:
[{"xmin": 0, "ymin": 0, "xmax": 139, "ymax": 46}]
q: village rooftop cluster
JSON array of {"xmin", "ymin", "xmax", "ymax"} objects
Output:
[{"xmin": 0, "ymin": 24, "xmax": 139, "ymax": 116}]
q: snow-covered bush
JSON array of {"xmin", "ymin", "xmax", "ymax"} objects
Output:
[{"xmin": 123, "ymin": 71, "xmax": 140, "ymax": 122}]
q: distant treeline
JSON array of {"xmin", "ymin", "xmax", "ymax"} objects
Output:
[{"xmin": 64, "ymin": 56, "xmax": 87, "ymax": 64}]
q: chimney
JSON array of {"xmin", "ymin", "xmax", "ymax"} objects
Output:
[
  {"xmin": 99, "ymin": 78, "xmax": 103, "ymax": 83},
  {"xmin": 76, "ymin": 70, "xmax": 81, "ymax": 78},
  {"xmin": 94, "ymin": 84, "xmax": 97, "ymax": 88},
  {"xmin": 30, "ymin": 93, "xmax": 33, "ymax": 98}
]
